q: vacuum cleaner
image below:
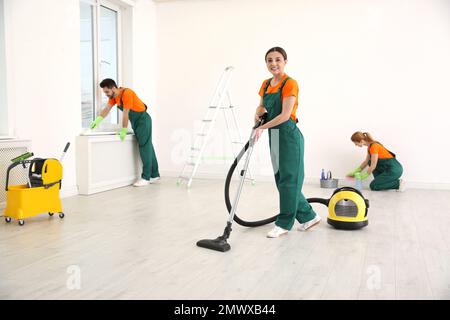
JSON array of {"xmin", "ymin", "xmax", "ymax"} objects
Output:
[{"xmin": 196, "ymin": 114, "xmax": 369, "ymax": 252}]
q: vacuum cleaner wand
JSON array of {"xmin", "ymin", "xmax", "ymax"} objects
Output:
[{"xmin": 196, "ymin": 114, "xmax": 268, "ymax": 252}]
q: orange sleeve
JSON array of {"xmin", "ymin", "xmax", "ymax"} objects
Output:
[
  {"xmin": 108, "ymin": 98, "xmax": 115, "ymax": 107},
  {"xmin": 369, "ymin": 143, "xmax": 380, "ymax": 155},
  {"xmin": 281, "ymin": 79, "xmax": 298, "ymax": 99},
  {"xmin": 121, "ymin": 91, "xmax": 133, "ymax": 110},
  {"xmin": 259, "ymin": 80, "xmax": 269, "ymax": 97}
]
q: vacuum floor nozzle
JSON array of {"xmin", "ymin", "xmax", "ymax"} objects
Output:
[{"xmin": 196, "ymin": 237, "xmax": 231, "ymax": 252}]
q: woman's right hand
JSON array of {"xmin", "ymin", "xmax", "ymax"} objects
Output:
[
  {"xmin": 255, "ymin": 106, "xmax": 266, "ymax": 122},
  {"xmin": 347, "ymin": 166, "xmax": 362, "ymax": 177},
  {"xmin": 256, "ymin": 106, "xmax": 266, "ymax": 116}
]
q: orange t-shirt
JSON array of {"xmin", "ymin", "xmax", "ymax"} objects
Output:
[
  {"xmin": 368, "ymin": 143, "xmax": 394, "ymax": 159},
  {"xmin": 108, "ymin": 87, "xmax": 146, "ymax": 112},
  {"xmin": 258, "ymin": 74, "xmax": 299, "ymax": 122}
]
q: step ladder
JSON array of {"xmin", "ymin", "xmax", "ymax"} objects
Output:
[{"xmin": 177, "ymin": 66, "xmax": 254, "ymax": 188}]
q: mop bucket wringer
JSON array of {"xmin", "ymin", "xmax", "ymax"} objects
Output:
[{"xmin": 3, "ymin": 143, "xmax": 70, "ymax": 226}]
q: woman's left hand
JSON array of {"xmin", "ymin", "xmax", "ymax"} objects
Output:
[{"xmin": 255, "ymin": 128, "xmax": 264, "ymax": 142}]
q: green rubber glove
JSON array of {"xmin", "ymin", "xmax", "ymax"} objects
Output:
[
  {"xmin": 347, "ymin": 166, "xmax": 362, "ymax": 177},
  {"xmin": 118, "ymin": 127, "xmax": 127, "ymax": 141},
  {"xmin": 355, "ymin": 171, "xmax": 370, "ymax": 180},
  {"xmin": 360, "ymin": 171, "xmax": 370, "ymax": 180},
  {"xmin": 90, "ymin": 116, "xmax": 103, "ymax": 129}
]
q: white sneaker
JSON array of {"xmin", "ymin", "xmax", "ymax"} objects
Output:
[
  {"xmin": 149, "ymin": 176, "xmax": 160, "ymax": 184},
  {"xmin": 267, "ymin": 226, "xmax": 289, "ymax": 238},
  {"xmin": 133, "ymin": 178, "xmax": 150, "ymax": 187},
  {"xmin": 397, "ymin": 179, "xmax": 406, "ymax": 192},
  {"xmin": 298, "ymin": 215, "xmax": 322, "ymax": 231}
]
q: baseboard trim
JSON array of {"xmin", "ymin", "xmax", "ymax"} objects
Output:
[
  {"xmin": 161, "ymin": 171, "xmax": 450, "ymax": 191},
  {"xmin": 60, "ymin": 185, "xmax": 79, "ymax": 198}
]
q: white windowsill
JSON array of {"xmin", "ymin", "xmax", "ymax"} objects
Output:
[
  {"xmin": 0, "ymin": 136, "xmax": 16, "ymax": 140},
  {"xmin": 79, "ymin": 129, "xmax": 134, "ymax": 136}
]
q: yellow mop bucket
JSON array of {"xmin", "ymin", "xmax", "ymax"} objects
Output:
[{"xmin": 3, "ymin": 143, "xmax": 70, "ymax": 226}]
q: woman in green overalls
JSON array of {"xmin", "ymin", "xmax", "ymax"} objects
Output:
[
  {"xmin": 254, "ymin": 47, "xmax": 321, "ymax": 238},
  {"xmin": 90, "ymin": 78, "xmax": 160, "ymax": 187},
  {"xmin": 347, "ymin": 131, "xmax": 404, "ymax": 191}
]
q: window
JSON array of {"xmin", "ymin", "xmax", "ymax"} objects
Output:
[
  {"xmin": 99, "ymin": 4, "xmax": 119, "ymax": 127},
  {"xmin": 0, "ymin": 0, "xmax": 8, "ymax": 136},
  {"xmin": 80, "ymin": 0, "xmax": 121, "ymax": 129},
  {"xmin": 80, "ymin": 2, "xmax": 95, "ymax": 128}
]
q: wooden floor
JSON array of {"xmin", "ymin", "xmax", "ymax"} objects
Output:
[{"xmin": 1, "ymin": 177, "xmax": 449, "ymax": 300}]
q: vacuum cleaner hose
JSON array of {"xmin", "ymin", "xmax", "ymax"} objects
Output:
[{"xmin": 224, "ymin": 120, "xmax": 329, "ymax": 227}]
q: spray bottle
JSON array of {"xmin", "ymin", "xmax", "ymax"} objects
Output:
[{"xmin": 355, "ymin": 172, "xmax": 363, "ymax": 190}]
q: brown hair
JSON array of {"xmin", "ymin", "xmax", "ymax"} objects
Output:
[
  {"xmin": 350, "ymin": 131, "xmax": 376, "ymax": 144},
  {"xmin": 265, "ymin": 47, "xmax": 287, "ymax": 61}
]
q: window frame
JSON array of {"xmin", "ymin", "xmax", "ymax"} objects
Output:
[
  {"xmin": 80, "ymin": 0, "xmax": 96, "ymax": 129},
  {"xmin": 80, "ymin": 0, "xmax": 123, "ymax": 129}
]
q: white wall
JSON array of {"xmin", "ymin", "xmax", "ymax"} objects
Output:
[
  {"xmin": 4, "ymin": 0, "xmax": 81, "ymax": 196},
  {"xmin": 3, "ymin": 0, "xmax": 157, "ymax": 196},
  {"xmin": 131, "ymin": 0, "xmax": 158, "ymax": 140},
  {"xmin": 0, "ymin": 0, "xmax": 7, "ymax": 136},
  {"xmin": 3, "ymin": 0, "xmax": 449, "ymax": 192},
  {"xmin": 121, "ymin": 0, "xmax": 157, "ymax": 102},
  {"xmin": 154, "ymin": 0, "xmax": 450, "ymax": 189}
]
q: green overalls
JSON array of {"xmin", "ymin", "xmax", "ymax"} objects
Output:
[
  {"xmin": 263, "ymin": 77, "xmax": 317, "ymax": 230},
  {"xmin": 368, "ymin": 143, "xmax": 403, "ymax": 191},
  {"xmin": 119, "ymin": 89, "xmax": 160, "ymax": 181}
]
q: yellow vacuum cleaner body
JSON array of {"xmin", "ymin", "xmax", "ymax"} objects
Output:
[{"xmin": 327, "ymin": 187, "xmax": 369, "ymax": 230}]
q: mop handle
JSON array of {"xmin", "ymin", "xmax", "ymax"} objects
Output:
[
  {"xmin": 60, "ymin": 142, "xmax": 71, "ymax": 162},
  {"xmin": 11, "ymin": 152, "xmax": 34, "ymax": 163}
]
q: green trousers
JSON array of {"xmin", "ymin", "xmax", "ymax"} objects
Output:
[
  {"xmin": 370, "ymin": 158, "xmax": 403, "ymax": 190},
  {"xmin": 269, "ymin": 123, "xmax": 317, "ymax": 230},
  {"xmin": 129, "ymin": 110, "xmax": 160, "ymax": 180}
]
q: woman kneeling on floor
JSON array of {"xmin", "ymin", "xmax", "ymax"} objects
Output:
[{"xmin": 347, "ymin": 131, "xmax": 405, "ymax": 192}]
